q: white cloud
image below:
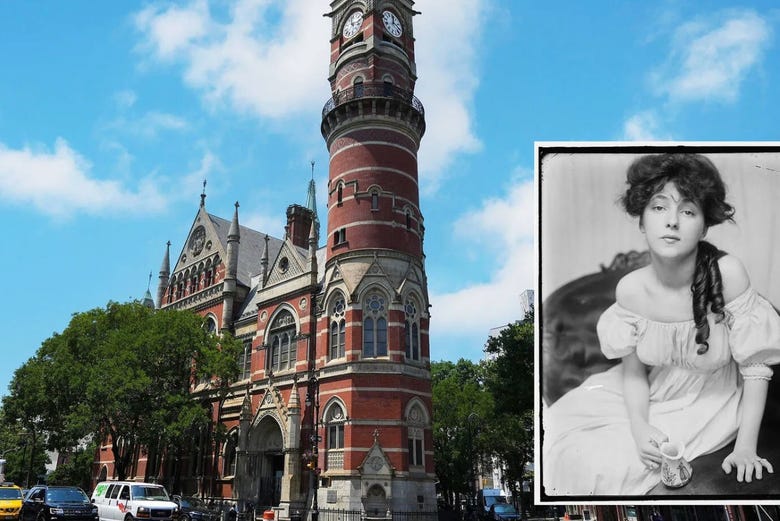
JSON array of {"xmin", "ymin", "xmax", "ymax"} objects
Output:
[
  {"xmin": 242, "ymin": 211, "xmax": 285, "ymax": 239},
  {"xmin": 134, "ymin": 0, "xmax": 330, "ymax": 120},
  {"xmin": 429, "ymin": 174, "xmax": 535, "ymax": 358},
  {"xmin": 0, "ymin": 139, "xmax": 166, "ymax": 218},
  {"xmin": 621, "ymin": 9, "xmax": 771, "ymax": 140},
  {"xmin": 133, "ymin": 0, "xmax": 486, "ymax": 193},
  {"xmin": 414, "ymin": 0, "xmax": 485, "ymax": 192},
  {"xmin": 108, "ymin": 111, "xmax": 189, "ymax": 139},
  {"xmin": 651, "ymin": 9, "xmax": 771, "ymax": 103},
  {"xmin": 621, "ymin": 110, "xmax": 671, "ymax": 141}
]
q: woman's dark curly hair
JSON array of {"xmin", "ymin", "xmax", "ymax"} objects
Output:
[{"xmin": 620, "ymin": 153, "xmax": 735, "ymax": 354}]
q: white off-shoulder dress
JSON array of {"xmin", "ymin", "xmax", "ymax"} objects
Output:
[{"xmin": 542, "ymin": 287, "xmax": 780, "ymax": 496}]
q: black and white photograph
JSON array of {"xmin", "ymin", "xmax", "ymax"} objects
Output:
[{"xmin": 537, "ymin": 144, "xmax": 780, "ymax": 502}]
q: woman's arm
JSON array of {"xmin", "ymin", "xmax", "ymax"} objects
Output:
[
  {"xmin": 721, "ymin": 377, "xmax": 774, "ymax": 482},
  {"xmin": 623, "ymin": 352, "xmax": 667, "ymax": 468}
]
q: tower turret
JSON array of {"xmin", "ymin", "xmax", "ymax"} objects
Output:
[{"xmin": 321, "ymin": 0, "xmax": 426, "ymax": 261}]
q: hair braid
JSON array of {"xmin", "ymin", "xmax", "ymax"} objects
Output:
[{"xmin": 691, "ymin": 241, "xmax": 727, "ymax": 354}]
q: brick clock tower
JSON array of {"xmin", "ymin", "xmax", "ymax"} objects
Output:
[
  {"xmin": 94, "ymin": 0, "xmax": 435, "ymax": 516},
  {"xmin": 319, "ymin": 0, "xmax": 433, "ymax": 513}
]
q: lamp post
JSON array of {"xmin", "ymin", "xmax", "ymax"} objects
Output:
[
  {"xmin": 305, "ymin": 375, "xmax": 320, "ymax": 521},
  {"xmin": 466, "ymin": 413, "xmax": 480, "ymax": 508}
]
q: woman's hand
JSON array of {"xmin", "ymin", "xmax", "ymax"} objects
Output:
[
  {"xmin": 721, "ymin": 448, "xmax": 774, "ymax": 482},
  {"xmin": 630, "ymin": 421, "xmax": 668, "ymax": 469}
]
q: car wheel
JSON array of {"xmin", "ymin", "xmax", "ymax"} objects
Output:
[
  {"xmin": 181, "ymin": 515, "xmax": 191, "ymax": 521},
  {"xmin": 125, "ymin": 515, "xmax": 135, "ymax": 521}
]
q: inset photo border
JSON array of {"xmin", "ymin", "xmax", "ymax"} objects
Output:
[{"xmin": 535, "ymin": 143, "xmax": 780, "ymax": 504}]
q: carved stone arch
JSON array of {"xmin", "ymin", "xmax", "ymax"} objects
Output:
[
  {"xmin": 184, "ymin": 267, "xmax": 191, "ymax": 278},
  {"xmin": 198, "ymin": 261, "xmax": 205, "ymax": 272},
  {"xmin": 264, "ymin": 304, "xmax": 301, "ymax": 339},
  {"xmin": 204, "ymin": 312, "xmax": 219, "ymax": 333},
  {"xmin": 205, "ymin": 258, "xmax": 212, "ymax": 269},
  {"xmin": 250, "ymin": 409, "xmax": 288, "ymax": 449},
  {"xmin": 404, "ymin": 397, "xmax": 429, "ymax": 425},
  {"xmin": 356, "ymin": 281, "xmax": 393, "ymax": 306},
  {"xmin": 322, "ymin": 396, "xmax": 348, "ymax": 422},
  {"xmin": 325, "ymin": 288, "xmax": 349, "ymax": 313}
]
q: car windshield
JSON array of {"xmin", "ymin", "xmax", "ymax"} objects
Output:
[
  {"xmin": 485, "ymin": 496, "xmax": 507, "ymax": 507},
  {"xmin": 494, "ymin": 505, "xmax": 517, "ymax": 514},
  {"xmin": 0, "ymin": 488, "xmax": 23, "ymax": 500},
  {"xmin": 131, "ymin": 486, "xmax": 169, "ymax": 501},
  {"xmin": 180, "ymin": 497, "xmax": 207, "ymax": 509},
  {"xmin": 46, "ymin": 488, "xmax": 89, "ymax": 503}
]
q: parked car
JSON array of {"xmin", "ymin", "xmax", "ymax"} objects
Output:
[
  {"xmin": 20, "ymin": 485, "xmax": 98, "ymax": 521},
  {"xmin": 489, "ymin": 504, "xmax": 521, "ymax": 521},
  {"xmin": 172, "ymin": 497, "xmax": 221, "ymax": 521},
  {"xmin": 0, "ymin": 482, "xmax": 24, "ymax": 521},
  {"xmin": 91, "ymin": 482, "xmax": 178, "ymax": 521}
]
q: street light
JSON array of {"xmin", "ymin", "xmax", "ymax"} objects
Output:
[
  {"xmin": 305, "ymin": 375, "xmax": 320, "ymax": 521},
  {"xmin": 466, "ymin": 413, "xmax": 480, "ymax": 508}
]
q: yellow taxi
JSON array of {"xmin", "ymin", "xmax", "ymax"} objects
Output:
[{"xmin": 0, "ymin": 482, "xmax": 23, "ymax": 521}]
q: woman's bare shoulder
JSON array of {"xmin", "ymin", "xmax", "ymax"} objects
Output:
[
  {"xmin": 615, "ymin": 266, "xmax": 649, "ymax": 311},
  {"xmin": 718, "ymin": 254, "xmax": 750, "ymax": 303}
]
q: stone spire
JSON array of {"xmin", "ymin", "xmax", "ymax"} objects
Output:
[
  {"xmin": 156, "ymin": 241, "xmax": 171, "ymax": 308},
  {"xmin": 142, "ymin": 271, "xmax": 155, "ymax": 309},
  {"xmin": 306, "ymin": 161, "xmax": 320, "ymax": 243},
  {"xmin": 260, "ymin": 234, "xmax": 269, "ymax": 289},
  {"xmin": 222, "ymin": 202, "xmax": 240, "ymax": 332}
]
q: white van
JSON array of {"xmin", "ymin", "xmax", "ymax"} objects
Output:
[{"xmin": 91, "ymin": 482, "xmax": 179, "ymax": 521}]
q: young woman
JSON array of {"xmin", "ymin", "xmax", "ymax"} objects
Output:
[{"xmin": 542, "ymin": 153, "xmax": 780, "ymax": 495}]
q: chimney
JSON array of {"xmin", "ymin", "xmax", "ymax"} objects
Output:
[{"xmin": 286, "ymin": 204, "xmax": 314, "ymax": 249}]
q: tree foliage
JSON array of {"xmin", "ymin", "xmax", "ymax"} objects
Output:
[
  {"xmin": 2, "ymin": 301, "xmax": 242, "ymax": 482},
  {"xmin": 483, "ymin": 311, "xmax": 534, "ymax": 500},
  {"xmin": 432, "ymin": 310, "xmax": 535, "ymax": 509},
  {"xmin": 432, "ymin": 359, "xmax": 493, "ymax": 507}
]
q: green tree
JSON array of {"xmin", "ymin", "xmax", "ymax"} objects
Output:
[
  {"xmin": 2, "ymin": 301, "xmax": 242, "ymax": 482},
  {"xmin": 46, "ymin": 441, "xmax": 97, "ymax": 491},
  {"xmin": 483, "ymin": 311, "xmax": 534, "ymax": 511},
  {"xmin": 432, "ymin": 359, "xmax": 493, "ymax": 509}
]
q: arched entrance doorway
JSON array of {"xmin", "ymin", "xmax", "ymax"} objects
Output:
[
  {"xmin": 248, "ymin": 415, "xmax": 285, "ymax": 508},
  {"xmin": 363, "ymin": 485, "xmax": 389, "ymax": 518}
]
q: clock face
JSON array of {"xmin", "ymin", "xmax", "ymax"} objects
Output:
[
  {"xmin": 382, "ymin": 10, "xmax": 402, "ymax": 37},
  {"xmin": 342, "ymin": 10, "xmax": 363, "ymax": 39}
]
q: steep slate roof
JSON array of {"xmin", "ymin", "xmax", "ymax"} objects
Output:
[
  {"xmin": 236, "ymin": 243, "xmax": 328, "ymax": 320},
  {"xmin": 207, "ymin": 213, "xmax": 284, "ymax": 288}
]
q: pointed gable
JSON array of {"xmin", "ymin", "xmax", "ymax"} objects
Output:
[
  {"xmin": 266, "ymin": 239, "xmax": 309, "ymax": 286},
  {"xmin": 358, "ymin": 431, "xmax": 394, "ymax": 478}
]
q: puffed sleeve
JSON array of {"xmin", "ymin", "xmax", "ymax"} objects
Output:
[
  {"xmin": 597, "ymin": 303, "xmax": 645, "ymax": 359},
  {"xmin": 726, "ymin": 287, "xmax": 780, "ymax": 380}
]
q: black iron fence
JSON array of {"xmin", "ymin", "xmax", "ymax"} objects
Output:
[
  {"xmin": 321, "ymin": 83, "xmax": 424, "ymax": 118},
  {"xmin": 318, "ymin": 510, "xmax": 438, "ymax": 521}
]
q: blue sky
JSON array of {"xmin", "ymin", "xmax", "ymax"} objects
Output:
[{"xmin": 1, "ymin": 0, "xmax": 779, "ymax": 396}]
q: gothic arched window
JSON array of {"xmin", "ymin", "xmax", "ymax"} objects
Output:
[
  {"xmin": 404, "ymin": 297, "xmax": 420, "ymax": 361},
  {"xmin": 329, "ymin": 296, "xmax": 346, "ymax": 360},
  {"xmin": 268, "ymin": 310, "xmax": 296, "ymax": 372},
  {"xmin": 325, "ymin": 402, "xmax": 346, "ymax": 470},
  {"xmin": 223, "ymin": 429, "xmax": 238, "ymax": 477},
  {"xmin": 238, "ymin": 339, "xmax": 252, "ymax": 380},
  {"xmin": 407, "ymin": 403, "xmax": 426, "ymax": 468},
  {"xmin": 354, "ymin": 77, "xmax": 364, "ymax": 98},
  {"xmin": 363, "ymin": 293, "xmax": 387, "ymax": 358}
]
